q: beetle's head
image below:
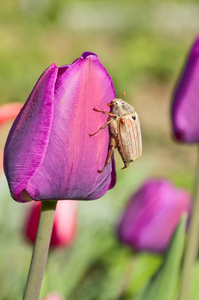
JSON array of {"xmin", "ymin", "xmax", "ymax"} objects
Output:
[{"xmin": 107, "ymin": 98, "xmax": 134, "ymax": 116}]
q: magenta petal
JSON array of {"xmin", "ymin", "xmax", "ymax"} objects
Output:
[
  {"xmin": 4, "ymin": 64, "xmax": 58, "ymax": 201},
  {"xmin": 172, "ymin": 37, "xmax": 199, "ymax": 143},
  {"xmin": 117, "ymin": 179, "xmax": 191, "ymax": 253},
  {"xmin": 4, "ymin": 53, "xmax": 116, "ymax": 202},
  {"xmin": 26, "ymin": 54, "xmax": 116, "ymax": 200}
]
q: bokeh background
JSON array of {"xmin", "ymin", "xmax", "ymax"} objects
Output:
[{"xmin": 0, "ymin": 0, "xmax": 198, "ymax": 299}]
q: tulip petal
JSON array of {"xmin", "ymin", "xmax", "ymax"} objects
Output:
[
  {"xmin": 4, "ymin": 64, "xmax": 58, "ymax": 201},
  {"xmin": 118, "ymin": 179, "xmax": 191, "ymax": 253},
  {"xmin": 172, "ymin": 37, "xmax": 199, "ymax": 143},
  {"xmin": 5, "ymin": 53, "xmax": 116, "ymax": 202},
  {"xmin": 26, "ymin": 53, "xmax": 116, "ymax": 200}
]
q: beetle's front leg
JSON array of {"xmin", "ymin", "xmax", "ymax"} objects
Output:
[
  {"xmin": 98, "ymin": 135, "xmax": 116, "ymax": 173},
  {"xmin": 93, "ymin": 107, "xmax": 116, "ymax": 118},
  {"xmin": 89, "ymin": 118, "xmax": 114, "ymax": 136}
]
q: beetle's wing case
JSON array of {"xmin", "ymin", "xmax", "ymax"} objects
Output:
[{"xmin": 117, "ymin": 112, "xmax": 142, "ymax": 168}]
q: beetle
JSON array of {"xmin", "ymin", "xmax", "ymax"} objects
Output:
[{"xmin": 90, "ymin": 96, "xmax": 142, "ymax": 173}]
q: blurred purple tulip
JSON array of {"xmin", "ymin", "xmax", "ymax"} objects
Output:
[
  {"xmin": 117, "ymin": 179, "xmax": 192, "ymax": 253},
  {"xmin": 172, "ymin": 36, "xmax": 199, "ymax": 143},
  {"xmin": 4, "ymin": 52, "xmax": 116, "ymax": 202}
]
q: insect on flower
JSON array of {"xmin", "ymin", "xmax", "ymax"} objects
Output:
[{"xmin": 90, "ymin": 93, "xmax": 142, "ymax": 173}]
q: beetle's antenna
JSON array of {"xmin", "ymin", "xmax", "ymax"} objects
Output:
[{"xmin": 122, "ymin": 92, "xmax": 126, "ymax": 99}]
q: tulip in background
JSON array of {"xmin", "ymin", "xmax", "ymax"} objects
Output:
[
  {"xmin": 25, "ymin": 200, "xmax": 77, "ymax": 247},
  {"xmin": 3, "ymin": 52, "xmax": 117, "ymax": 300},
  {"xmin": 118, "ymin": 179, "xmax": 191, "ymax": 253},
  {"xmin": 0, "ymin": 103, "xmax": 23, "ymax": 170},
  {"xmin": 0, "ymin": 103, "xmax": 23, "ymax": 127},
  {"xmin": 42, "ymin": 292, "xmax": 65, "ymax": 300},
  {"xmin": 171, "ymin": 35, "xmax": 199, "ymax": 300},
  {"xmin": 172, "ymin": 36, "xmax": 199, "ymax": 143}
]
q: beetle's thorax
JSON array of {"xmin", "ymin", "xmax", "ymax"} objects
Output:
[{"xmin": 111, "ymin": 99, "xmax": 135, "ymax": 117}]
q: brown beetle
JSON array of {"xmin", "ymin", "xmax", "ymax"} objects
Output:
[{"xmin": 90, "ymin": 96, "xmax": 142, "ymax": 173}]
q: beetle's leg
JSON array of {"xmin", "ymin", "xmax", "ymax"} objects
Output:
[
  {"xmin": 93, "ymin": 107, "xmax": 116, "ymax": 118},
  {"xmin": 98, "ymin": 135, "xmax": 115, "ymax": 173},
  {"xmin": 89, "ymin": 118, "xmax": 114, "ymax": 136}
]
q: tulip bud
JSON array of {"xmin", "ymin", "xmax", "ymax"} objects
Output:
[
  {"xmin": 117, "ymin": 179, "xmax": 191, "ymax": 253},
  {"xmin": 24, "ymin": 200, "xmax": 77, "ymax": 247},
  {"xmin": 172, "ymin": 36, "xmax": 199, "ymax": 143},
  {"xmin": 4, "ymin": 53, "xmax": 116, "ymax": 202}
]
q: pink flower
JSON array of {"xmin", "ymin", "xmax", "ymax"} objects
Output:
[
  {"xmin": 42, "ymin": 292, "xmax": 65, "ymax": 300},
  {"xmin": 117, "ymin": 179, "xmax": 191, "ymax": 253},
  {"xmin": 0, "ymin": 103, "xmax": 23, "ymax": 127},
  {"xmin": 24, "ymin": 200, "xmax": 77, "ymax": 247},
  {"xmin": 172, "ymin": 36, "xmax": 199, "ymax": 143},
  {"xmin": 0, "ymin": 103, "xmax": 23, "ymax": 171},
  {"xmin": 4, "ymin": 52, "xmax": 116, "ymax": 202}
]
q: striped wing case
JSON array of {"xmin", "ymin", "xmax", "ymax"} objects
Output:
[{"xmin": 118, "ymin": 112, "xmax": 142, "ymax": 168}]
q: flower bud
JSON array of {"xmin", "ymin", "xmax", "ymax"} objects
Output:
[
  {"xmin": 4, "ymin": 53, "xmax": 116, "ymax": 202},
  {"xmin": 117, "ymin": 179, "xmax": 191, "ymax": 253},
  {"xmin": 172, "ymin": 37, "xmax": 199, "ymax": 143}
]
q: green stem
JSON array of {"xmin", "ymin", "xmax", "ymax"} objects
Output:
[
  {"xmin": 23, "ymin": 200, "xmax": 57, "ymax": 300},
  {"xmin": 178, "ymin": 146, "xmax": 199, "ymax": 300},
  {"xmin": 117, "ymin": 258, "xmax": 134, "ymax": 300}
]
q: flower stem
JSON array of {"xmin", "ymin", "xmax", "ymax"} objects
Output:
[
  {"xmin": 117, "ymin": 258, "xmax": 134, "ymax": 300},
  {"xmin": 178, "ymin": 146, "xmax": 199, "ymax": 300},
  {"xmin": 23, "ymin": 200, "xmax": 57, "ymax": 300}
]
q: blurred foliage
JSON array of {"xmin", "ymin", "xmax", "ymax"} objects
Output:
[
  {"xmin": 135, "ymin": 216, "xmax": 186, "ymax": 300},
  {"xmin": 0, "ymin": 0, "xmax": 199, "ymax": 299}
]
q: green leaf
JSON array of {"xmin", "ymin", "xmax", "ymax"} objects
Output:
[
  {"xmin": 190, "ymin": 261, "xmax": 199, "ymax": 300},
  {"xmin": 134, "ymin": 215, "xmax": 187, "ymax": 300}
]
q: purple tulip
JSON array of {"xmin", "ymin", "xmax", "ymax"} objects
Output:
[
  {"xmin": 172, "ymin": 36, "xmax": 199, "ymax": 143},
  {"xmin": 4, "ymin": 52, "xmax": 116, "ymax": 202},
  {"xmin": 117, "ymin": 179, "xmax": 191, "ymax": 253}
]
